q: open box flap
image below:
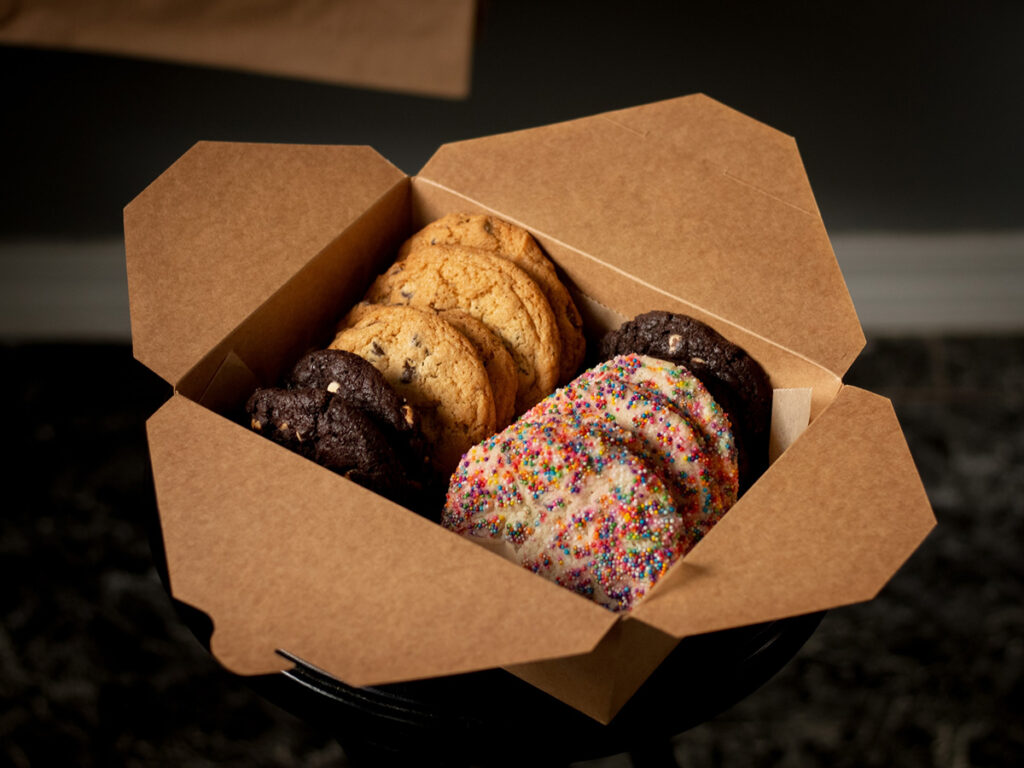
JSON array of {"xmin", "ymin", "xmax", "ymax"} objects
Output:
[
  {"xmin": 148, "ymin": 394, "xmax": 618, "ymax": 684},
  {"xmin": 600, "ymin": 94, "xmax": 820, "ymax": 215},
  {"xmin": 417, "ymin": 93, "xmax": 865, "ymax": 376},
  {"xmin": 629, "ymin": 385, "xmax": 936, "ymax": 637},
  {"xmin": 124, "ymin": 141, "xmax": 407, "ymax": 389}
]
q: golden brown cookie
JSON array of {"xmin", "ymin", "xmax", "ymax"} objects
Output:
[
  {"xmin": 330, "ymin": 303, "xmax": 496, "ymax": 474},
  {"xmin": 343, "ymin": 303, "xmax": 518, "ymax": 429},
  {"xmin": 364, "ymin": 245, "xmax": 561, "ymax": 413},
  {"xmin": 398, "ymin": 213, "xmax": 585, "ymax": 383},
  {"xmin": 436, "ymin": 308, "xmax": 517, "ymax": 429}
]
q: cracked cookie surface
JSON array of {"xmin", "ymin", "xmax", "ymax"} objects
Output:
[
  {"xmin": 399, "ymin": 213, "xmax": 585, "ymax": 383},
  {"xmin": 331, "ymin": 303, "xmax": 496, "ymax": 473},
  {"xmin": 364, "ymin": 244, "xmax": 560, "ymax": 413}
]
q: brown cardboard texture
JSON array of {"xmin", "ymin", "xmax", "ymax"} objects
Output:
[
  {"xmin": 125, "ymin": 94, "xmax": 935, "ymax": 724},
  {"xmin": 0, "ymin": 0, "xmax": 476, "ymax": 99}
]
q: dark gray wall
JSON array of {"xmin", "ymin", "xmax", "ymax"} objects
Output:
[{"xmin": 2, "ymin": 0, "xmax": 1022, "ymax": 238}]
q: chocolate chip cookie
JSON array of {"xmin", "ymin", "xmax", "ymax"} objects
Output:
[
  {"xmin": 364, "ymin": 244, "xmax": 561, "ymax": 413},
  {"xmin": 331, "ymin": 303, "xmax": 496, "ymax": 473},
  {"xmin": 435, "ymin": 308, "xmax": 518, "ymax": 429},
  {"xmin": 398, "ymin": 213, "xmax": 585, "ymax": 383}
]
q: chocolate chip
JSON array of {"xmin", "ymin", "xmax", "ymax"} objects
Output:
[
  {"xmin": 371, "ymin": 341, "xmax": 384, "ymax": 356},
  {"xmin": 400, "ymin": 360, "xmax": 416, "ymax": 383},
  {"xmin": 400, "ymin": 290, "xmax": 413, "ymax": 300}
]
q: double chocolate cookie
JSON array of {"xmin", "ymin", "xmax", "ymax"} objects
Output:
[
  {"xmin": 246, "ymin": 349, "xmax": 434, "ymax": 516},
  {"xmin": 599, "ymin": 311, "xmax": 772, "ymax": 492}
]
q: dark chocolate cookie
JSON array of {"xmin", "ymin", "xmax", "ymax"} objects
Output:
[
  {"xmin": 286, "ymin": 349, "xmax": 414, "ymax": 435},
  {"xmin": 314, "ymin": 397, "xmax": 416, "ymax": 498},
  {"xmin": 246, "ymin": 382, "xmax": 436, "ymax": 518},
  {"xmin": 598, "ymin": 311, "xmax": 772, "ymax": 492},
  {"xmin": 246, "ymin": 386, "xmax": 329, "ymax": 459}
]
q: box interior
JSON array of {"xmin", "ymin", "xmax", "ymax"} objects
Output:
[{"xmin": 188, "ymin": 175, "xmax": 842, "ymax": 441}]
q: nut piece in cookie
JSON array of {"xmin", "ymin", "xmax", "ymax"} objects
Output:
[
  {"xmin": 364, "ymin": 244, "xmax": 561, "ymax": 413},
  {"xmin": 246, "ymin": 387, "xmax": 330, "ymax": 458},
  {"xmin": 399, "ymin": 213, "xmax": 585, "ymax": 383},
  {"xmin": 599, "ymin": 311, "xmax": 772, "ymax": 492},
  {"xmin": 331, "ymin": 303, "xmax": 497, "ymax": 474}
]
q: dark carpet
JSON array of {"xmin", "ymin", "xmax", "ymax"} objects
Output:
[{"xmin": 3, "ymin": 338, "xmax": 1022, "ymax": 766}]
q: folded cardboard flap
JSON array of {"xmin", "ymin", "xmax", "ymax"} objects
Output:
[
  {"xmin": 150, "ymin": 393, "xmax": 619, "ymax": 683},
  {"xmin": 600, "ymin": 95, "xmax": 820, "ymax": 215},
  {"xmin": 630, "ymin": 386, "xmax": 934, "ymax": 637},
  {"xmin": 418, "ymin": 96, "xmax": 865, "ymax": 377},
  {"xmin": 126, "ymin": 94, "xmax": 936, "ymax": 723},
  {"xmin": 124, "ymin": 141, "xmax": 408, "ymax": 395},
  {"xmin": 506, "ymin": 618, "xmax": 681, "ymax": 725}
]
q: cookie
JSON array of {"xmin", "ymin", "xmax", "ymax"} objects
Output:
[
  {"xmin": 443, "ymin": 354, "xmax": 742, "ymax": 611},
  {"xmin": 364, "ymin": 245, "xmax": 561, "ymax": 413},
  {"xmin": 246, "ymin": 387, "xmax": 426, "ymax": 510},
  {"xmin": 435, "ymin": 309, "xmax": 517, "ymax": 429},
  {"xmin": 330, "ymin": 303, "xmax": 496, "ymax": 473},
  {"xmin": 523, "ymin": 354, "xmax": 739, "ymax": 538},
  {"xmin": 399, "ymin": 213, "xmax": 586, "ymax": 383},
  {"xmin": 246, "ymin": 386, "xmax": 329, "ymax": 458},
  {"xmin": 314, "ymin": 397, "xmax": 418, "ymax": 494},
  {"xmin": 286, "ymin": 348, "xmax": 416, "ymax": 435},
  {"xmin": 598, "ymin": 311, "xmax": 772, "ymax": 491},
  {"xmin": 443, "ymin": 415, "xmax": 685, "ymax": 613},
  {"xmin": 344, "ymin": 302, "xmax": 517, "ymax": 431}
]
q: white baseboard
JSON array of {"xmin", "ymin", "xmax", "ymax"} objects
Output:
[
  {"xmin": 831, "ymin": 231, "xmax": 1024, "ymax": 335},
  {"xmin": 1, "ymin": 232, "xmax": 1022, "ymax": 341},
  {"xmin": 1, "ymin": 239, "xmax": 131, "ymax": 341}
]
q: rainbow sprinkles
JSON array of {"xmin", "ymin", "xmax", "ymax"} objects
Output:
[{"xmin": 442, "ymin": 354, "xmax": 739, "ymax": 611}]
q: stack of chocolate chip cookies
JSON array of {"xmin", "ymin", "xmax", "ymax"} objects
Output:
[{"xmin": 330, "ymin": 213, "xmax": 585, "ymax": 475}]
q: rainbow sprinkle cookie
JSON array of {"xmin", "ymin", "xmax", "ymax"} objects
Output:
[
  {"xmin": 522, "ymin": 354, "xmax": 738, "ymax": 543},
  {"xmin": 442, "ymin": 354, "xmax": 739, "ymax": 611}
]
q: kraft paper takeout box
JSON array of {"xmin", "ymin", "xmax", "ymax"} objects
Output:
[{"xmin": 124, "ymin": 94, "xmax": 936, "ymax": 724}]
